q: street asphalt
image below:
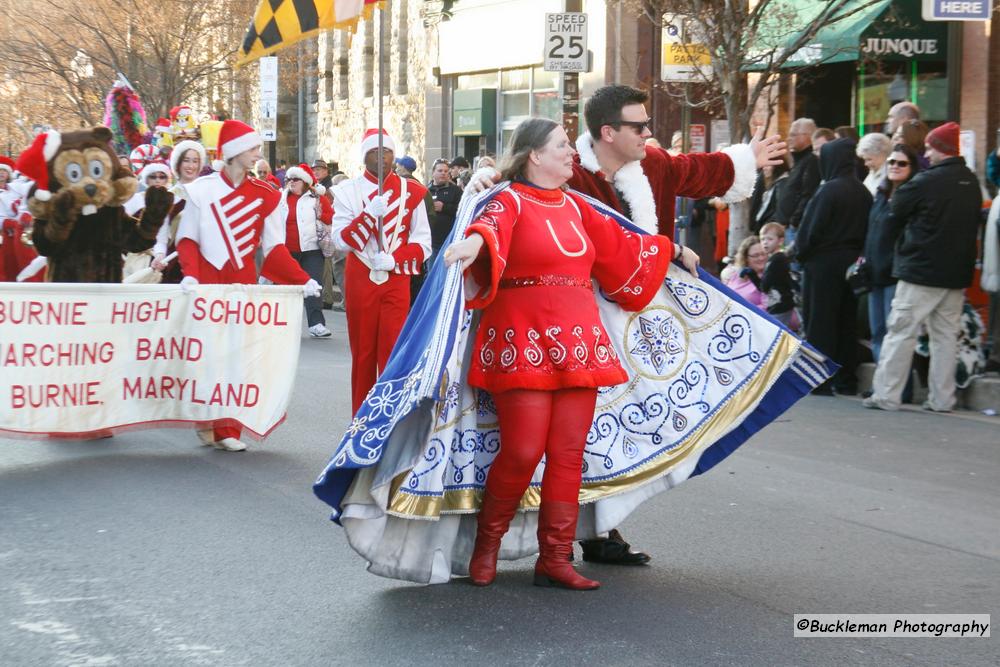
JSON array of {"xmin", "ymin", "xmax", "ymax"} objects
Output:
[{"xmin": 1, "ymin": 311, "xmax": 998, "ymax": 666}]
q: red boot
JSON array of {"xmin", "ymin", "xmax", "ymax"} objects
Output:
[
  {"xmin": 533, "ymin": 501, "xmax": 600, "ymax": 590},
  {"xmin": 468, "ymin": 491, "xmax": 522, "ymax": 586}
]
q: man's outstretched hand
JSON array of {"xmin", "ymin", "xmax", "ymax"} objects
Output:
[{"xmin": 749, "ymin": 126, "xmax": 787, "ymax": 169}]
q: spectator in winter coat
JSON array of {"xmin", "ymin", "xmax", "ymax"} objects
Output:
[
  {"xmin": 863, "ymin": 143, "xmax": 921, "ymax": 362},
  {"xmin": 756, "ymin": 221, "xmax": 799, "ymax": 330},
  {"xmin": 427, "ymin": 158, "xmax": 463, "ymax": 263},
  {"xmin": 864, "ymin": 122, "xmax": 983, "ymax": 412},
  {"xmin": 856, "ymin": 132, "xmax": 892, "ymax": 195},
  {"xmin": 749, "ymin": 155, "xmax": 792, "ymax": 233},
  {"xmin": 797, "ymin": 137, "xmax": 873, "ymax": 395},
  {"xmin": 784, "ymin": 118, "xmax": 821, "ymax": 245}
]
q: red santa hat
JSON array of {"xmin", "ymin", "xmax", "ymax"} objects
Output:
[
  {"xmin": 138, "ymin": 161, "xmax": 172, "ymax": 186},
  {"xmin": 154, "ymin": 117, "xmax": 171, "ymax": 133},
  {"xmin": 213, "ymin": 119, "xmax": 262, "ymax": 170},
  {"xmin": 14, "ymin": 130, "xmax": 62, "ymax": 201},
  {"xmin": 169, "ymin": 105, "xmax": 192, "ymax": 122},
  {"xmin": 286, "ymin": 163, "xmax": 326, "ymax": 195},
  {"xmin": 926, "ymin": 121, "xmax": 960, "ymax": 157},
  {"xmin": 0, "ymin": 156, "xmax": 14, "ymax": 175},
  {"xmin": 358, "ymin": 128, "xmax": 395, "ymax": 163},
  {"xmin": 170, "ymin": 139, "xmax": 207, "ymax": 177}
]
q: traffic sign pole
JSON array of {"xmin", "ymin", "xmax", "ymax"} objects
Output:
[{"xmin": 544, "ymin": 6, "xmax": 586, "ymax": 143}]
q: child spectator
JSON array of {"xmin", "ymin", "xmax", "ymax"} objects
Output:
[{"xmin": 757, "ymin": 222, "xmax": 800, "ymax": 331}]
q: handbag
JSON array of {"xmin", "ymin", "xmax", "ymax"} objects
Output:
[
  {"xmin": 316, "ymin": 221, "xmax": 335, "ymax": 258},
  {"xmin": 845, "ymin": 256, "xmax": 872, "ymax": 296}
]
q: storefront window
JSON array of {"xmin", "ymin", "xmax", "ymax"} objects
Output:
[
  {"xmin": 857, "ymin": 60, "xmax": 948, "ymax": 135},
  {"xmin": 456, "ymin": 66, "xmax": 565, "ymax": 154}
]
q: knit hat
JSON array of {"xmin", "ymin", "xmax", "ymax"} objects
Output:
[
  {"xmin": 0, "ymin": 156, "xmax": 14, "ymax": 175},
  {"xmin": 14, "ymin": 130, "xmax": 62, "ymax": 201},
  {"xmin": 285, "ymin": 162, "xmax": 326, "ymax": 195},
  {"xmin": 359, "ymin": 128, "xmax": 395, "ymax": 163},
  {"xmin": 395, "ymin": 156, "xmax": 417, "ymax": 173},
  {"xmin": 169, "ymin": 139, "xmax": 207, "ymax": 178},
  {"xmin": 138, "ymin": 161, "xmax": 172, "ymax": 186},
  {"xmin": 214, "ymin": 119, "xmax": 262, "ymax": 170},
  {"xmin": 926, "ymin": 122, "xmax": 960, "ymax": 157}
]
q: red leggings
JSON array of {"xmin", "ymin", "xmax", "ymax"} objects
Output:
[{"xmin": 487, "ymin": 387, "xmax": 598, "ymax": 504}]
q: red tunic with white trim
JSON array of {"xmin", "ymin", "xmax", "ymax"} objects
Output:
[
  {"xmin": 174, "ymin": 171, "xmax": 308, "ymax": 285},
  {"xmin": 464, "ymin": 182, "xmax": 675, "ymax": 393},
  {"xmin": 0, "ymin": 188, "xmax": 40, "ymax": 282},
  {"xmin": 331, "ymin": 171, "xmax": 431, "ymax": 275}
]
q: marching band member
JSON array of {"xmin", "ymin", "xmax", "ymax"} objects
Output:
[
  {"xmin": 330, "ymin": 129, "xmax": 431, "ymax": 411},
  {"xmin": 150, "ymin": 139, "xmax": 208, "ymax": 283},
  {"xmin": 176, "ymin": 119, "xmax": 320, "ymax": 451}
]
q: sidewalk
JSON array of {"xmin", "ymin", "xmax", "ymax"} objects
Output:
[{"xmin": 856, "ymin": 362, "xmax": 1000, "ymax": 414}]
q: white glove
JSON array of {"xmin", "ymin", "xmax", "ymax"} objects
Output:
[
  {"xmin": 372, "ymin": 252, "xmax": 396, "ymax": 271},
  {"xmin": 467, "ymin": 167, "xmax": 501, "ymax": 194},
  {"xmin": 180, "ymin": 276, "xmax": 198, "ymax": 293},
  {"xmin": 364, "ymin": 193, "xmax": 390, "ymax": 219},
  {"xmin": 302, "ymin": 278, "xmax": 322, "ymax": 298}
]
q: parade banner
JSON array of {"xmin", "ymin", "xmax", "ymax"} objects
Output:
[{"xmin": 0, "ymin": 283, "xmax": 304, "ymax": 439}]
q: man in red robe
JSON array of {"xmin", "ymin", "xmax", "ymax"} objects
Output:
[
  {"xmin": 469, "ymin": 83, "xmax": 786, "ymax": 565},
  {"xmin": 176, "ymin": 119, "xmax": 319, "ymax": 451},
  {"xmin": 332, "ymin": 130, "xmax": 432, "ymax": 412}
]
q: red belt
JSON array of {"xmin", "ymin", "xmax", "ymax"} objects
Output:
[{"xmin": 498, "ymin": 274, "xmax": 592, "ymax": 289}]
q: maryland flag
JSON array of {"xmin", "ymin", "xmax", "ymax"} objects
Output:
[{"xmin": 237, "ymin": 0, "xmax": 382, "ymax": 66}]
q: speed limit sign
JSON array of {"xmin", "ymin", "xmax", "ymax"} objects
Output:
[{"xmin": 544, "ymin": 13, "xmax": 588, "ymax": 72}]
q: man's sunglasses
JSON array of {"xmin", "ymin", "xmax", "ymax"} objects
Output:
[
  {"xmin": 887, "ymin": 159, "xmax": 910, "ymax": 167},
  {"xmin": 286, "ymin": 177, "xmax": 302, "ymax": 182},
  {"xmin": 147, "ymin": 173, "xmax": 169, "ymax": 180},
  {"xmin": 610, "ymin": 119, "xmax": 653, "ymax": 134}
]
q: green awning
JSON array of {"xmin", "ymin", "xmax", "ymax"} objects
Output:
[{"xmin": 744, "ymin": 0, "xmax": 946, "ymax": 71}]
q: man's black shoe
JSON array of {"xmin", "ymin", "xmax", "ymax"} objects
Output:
[{"xmin": 579, "ymin": 529, "xmax": 651, "ymax": 565}]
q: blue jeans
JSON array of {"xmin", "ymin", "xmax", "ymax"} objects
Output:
[{"xmin": 868, "ymin": 284, "xmax": 896, "ymax": 361}]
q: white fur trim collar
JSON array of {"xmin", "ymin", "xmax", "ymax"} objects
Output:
[
  {"xmin": 575, "ymin": 133, "xmax": 658, "ymax": 234},
  {"xmin": 720, "ymin": 143, "xmax": 757, "ymax": 203}
]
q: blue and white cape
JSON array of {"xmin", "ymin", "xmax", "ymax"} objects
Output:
[{"xmin": 314, "ymin": 184, "xmax": 837, "ymax": 583}]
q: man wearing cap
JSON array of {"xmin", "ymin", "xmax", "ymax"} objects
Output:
[
  {"xmin": 864, "ymin": 122, "xmax": 983, "ymax": 413},
  {"xmin": 312, "ymin": 159, "xmax": 333, "ymax": 194},
  {"xmin": 176, "ymin": 119, "xmax": 321, "ymax": 451},
  {"xmin": 394, "ymin": 156, "xmax": 417, "ymax": 179},
  {"xmin": 331, "ymin": 128, "xmax": 432, "ymax": 411}
]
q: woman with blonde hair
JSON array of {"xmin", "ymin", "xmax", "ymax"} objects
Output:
[{"xmin": 856, "ymin": 132, "xmax": 892, "ymax": 195}]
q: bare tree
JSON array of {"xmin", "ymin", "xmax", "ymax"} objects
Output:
[
  {"xmin": 0, "ymin": 0, "xmax": 257, "ymax": 133},
  {"xmin": 623, "ymin": 0, "xmax": 886, "ymax": 250}
]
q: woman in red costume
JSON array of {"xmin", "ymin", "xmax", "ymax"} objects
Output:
[{"xmin": 444, "ymin": 118, "xmax": 699, "ymax": 590}]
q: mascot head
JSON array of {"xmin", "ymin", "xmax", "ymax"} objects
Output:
[{"xmin": 18, "ymin": 126, "xmax": 137, "ymax": 217}]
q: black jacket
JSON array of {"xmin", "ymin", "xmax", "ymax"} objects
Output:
[
  {"xmin": 864, "ymin": 188, "xmax": 903, "ymax": 287},
  {"xmin": 749, "ymin": 172, "xmax": 793, "ymax": 232},
  {"xmin": 889, "ymin": 156, "xmax": 983, "ymax": 288},
  {"xmin": 796, "ymin": 138, "xmax": 872, "ymax": 263},
  {"xmin": 427, "ymin": 181, "xmax": 463, "ymax": 251},
  {"xmin": 785, "ymin": 146, "xmax": 820, "ymax": 229}
]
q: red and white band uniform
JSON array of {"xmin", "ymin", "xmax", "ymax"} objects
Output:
[
  {"xmin": 0, "ymin": 184, "xmax": 41, "ymax": 282},
  {"xmin": 175, "ymin": 169, "xmax": 310, "ymax": 440},
  {"xmin": 331, "ymin": 169, "xmax": 432, "ymax": 412}
]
